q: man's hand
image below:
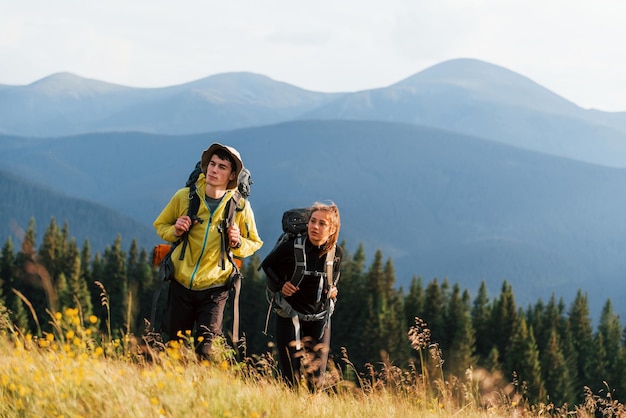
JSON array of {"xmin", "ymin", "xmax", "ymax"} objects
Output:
[
  {"xmin": 174, "ymin": 215, "xmax": 194, "ymax": 237},
  {"xmin": 227, "ymin": 223, "xmax": 241, "ymax": 247}
]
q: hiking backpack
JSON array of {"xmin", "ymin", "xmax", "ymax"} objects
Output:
[
  {"xmin": 261, "ymin": 207, "xmax": 338, "ymax": 335},
  {"xmin": 264, "ymin": 207, "xmax": 312, "ymax": 293}
]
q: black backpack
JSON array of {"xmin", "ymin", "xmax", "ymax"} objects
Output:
[{"xmin": 264, "ymin": 207, "xmax": 312, "ymax": 292}]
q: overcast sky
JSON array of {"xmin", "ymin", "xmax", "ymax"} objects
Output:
[{"xmin": 1, "ymin": 1, "xmax": 625, "ymax": 111}]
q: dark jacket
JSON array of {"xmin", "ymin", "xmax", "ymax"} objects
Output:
[{"xmin": 261, "ymin": 236, "xmax": 342, "ymax": 316}]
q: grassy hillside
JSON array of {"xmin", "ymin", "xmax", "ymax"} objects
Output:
[{"xmin": 0, "ymin": 307, "xmax": 619, "ymax": 417}]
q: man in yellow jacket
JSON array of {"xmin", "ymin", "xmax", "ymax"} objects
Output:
[{"xmin": 154, "ymin": 143, "xmax": 263, "ymax": 357}]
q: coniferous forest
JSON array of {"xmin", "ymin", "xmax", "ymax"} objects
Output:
[{"xmin": 1, "ymin": 217, "xmax": 625, "ymax": 408}]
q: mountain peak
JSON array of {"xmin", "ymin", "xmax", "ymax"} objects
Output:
[
  {"xmin": 394, "ymin": 58, "xmax": 579, "ymax": 113},
  {"xmin": 174, "ymin": 71, "xmax": 336, "ymax": 106},
  {"xmin": 28, "ymin": 72, "xmax": 130, "ymax": 96},
  {"xmin": 397, "ymin": 58, "xmax": 530, "ymax": 87}
]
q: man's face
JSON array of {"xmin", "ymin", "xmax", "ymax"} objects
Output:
[{"xmin": 205, "ymin": 154, "xmax": 235, "ymax": 189}]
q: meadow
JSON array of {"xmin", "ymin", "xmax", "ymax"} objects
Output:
[{"xmin": 1, "ymin": 303, "xmax": 622, "ymax": 418}]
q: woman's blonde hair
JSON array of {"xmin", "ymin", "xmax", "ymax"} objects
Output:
[{"xmin": 309, "ymin": 201, "xmax": 341, "ymax": 256}]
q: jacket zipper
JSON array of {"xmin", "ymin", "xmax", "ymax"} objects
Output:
[{"xmin": 188, "ymin": 191, "xmax": 228, "ymax": 288}]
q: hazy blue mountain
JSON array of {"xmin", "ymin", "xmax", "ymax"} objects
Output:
[
  {"xmin": 300, "ymin": 58, "xmax": 626, "ymax": 167},
  {"xmin": 0, "ymin": 72, "xmax": 342, "ymax": 136},
  {"xmin": 0, "ymin": 169, "xmax": 158, "ymax": 253},
  {"xmin": 2, "ymin": 120, "xmax": 626, "ymax": 320},
  {"xmin": 2, "ymin": 58, "xmax": 626, "ymax": 168},
  {"xmin": 0, "ymin": 73, "xmax": 138, "ymax": 136}
]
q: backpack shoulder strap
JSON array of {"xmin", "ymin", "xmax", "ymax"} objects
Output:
[
  {"xmin": 219, "ymin": 190, "xmax": 243, "ymax": 270},
  {"xmin": 178, "ymin": 183, "xmax": 201, "ymax": 260},
  {"xmin": 325, "ymin": 244, "xmax": 336, "ymax": 288},
  {"xmin": 187, "ymin": 183, "xmax": 201, "ymax": 220},
  {"xmin": 290, "ymin": 234, "xmax": 307, "ymax": 287},
  {"xmin": 219, "ymin": 190, "xmax": 246, "ymax": 345}
]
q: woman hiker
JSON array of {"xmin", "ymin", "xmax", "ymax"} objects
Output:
[{"xmin": 261, "ymin": 201, "xmax": 343, "ymax": 390}]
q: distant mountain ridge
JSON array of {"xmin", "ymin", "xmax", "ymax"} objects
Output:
[
  {"xmin": 1, "ymin": 58, "xmax": 625, "ymax": 167},
  {"xmin": 2, "ymin": 120, "xmax": 626, "ymax": 321},
  {"xmin": 0, "ymin": 71, "xmax": 342, "ymax": 136}
]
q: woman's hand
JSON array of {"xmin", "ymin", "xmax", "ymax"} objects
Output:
[
  {"xmin": 281, "ymin": 281, "xmax": 298, "ymax": 297},
  {"xmin": 328, "ymin": 285, "xmax": 338, "ymax": 299}
]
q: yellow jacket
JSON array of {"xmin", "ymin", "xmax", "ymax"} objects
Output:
[{"xmin": 153, "ymin": 173, "xmax": 263, "ymax": 290}]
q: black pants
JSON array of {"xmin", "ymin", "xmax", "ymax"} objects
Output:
[
  {"xmin": 275, "ymin": 314, "xmax": 331, "ymax": 390},
  {"xmin": 163, "ymin": 279, "xmax": 229, "ymax": 357}
]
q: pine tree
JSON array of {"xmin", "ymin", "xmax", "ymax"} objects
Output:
[
  {"xmin": 361, "ymin": 250, "xmax": 403, "ymax": 366},
  {"xmin": 0, "ymin": 238, "xmax": 28, "ymax": 330},
  {"xmin": 404, "ymin": 276, "xmax": 425, "ymax": 327},
  {"xmin": 56, "ymin": 272, "xmax": 70, "ymax": 311},
  {"xmin": 507, "ymin": 315, "xmax": 546, "ymax": 405},
  {"xmin": 15, "ymin": 218, "xmax": 55, "ymax": 333},
  {"xmin": 589, "ymin": 332, "xmax": 609, "ymax": 394},
  {"xmin": 126, "ymin": 239, "xmax": 144, "ymax": 333},
  {"xmin": 616, "ymin": 333, "xmax": 626, "ymax": 403},
  {"xmin": 423, "ymin": 278, "xmax": 447, "ymax": 347},
  {"xmin": 36, "ymin": 218, "xmax": 73, "ymax": 314},
  {"xmin": 489, "ymin": 281, "xmax": 517, "ymax": 362},
  {"xmin": 0, "ymin": 238, "xmax": 15, "ymax": 302},
  {"xmin": 79, "ymin": 240, "xmax": 99, "ymax": 321},
  {"xmin": 556, "ymin": 317, "xmax": 579, "ymax": 406},
  {"xmin": 382, "ymin": 258, "xmax": 409, "ymax": 365},
  {"xmin": 444, "ymin": 285, "xmax": 476, "ymax": 378},
  {"xmin": 80, "ymin": 240, "xmax": 92, "ymax": 286},
  {"xmin": 538, "ymin": 295, "xmax": 563, "ymax": 352},
  {"xmin": 90, "ymin": 253, "xmax": 105, "ymax": 321},
  {"xmin": 595, "ymin": 299, "xmax": 622, "ymax": 391},
  {"xmin": 531, "ymin": 293, "xmax": 573, "ymax": 404},
  {"xmin": 101, "ymin": 235, "xmax": 128, "ymax": 337},
  {"xmin": 133, "ymin": 246, "xmax": 157, "ymax": 335},
  {"xmin": 64, "ymin": 239, "xmax": 93, "ymax": 318},
  {"xmin": 233, "ymin": 253, "xmax": 270, "ymax": 355},
  {"xmin": 38, "ymin": 218, "xmax": 63, "ymax": 282},
  {"xmin": 23, "ymin": 218, "xmax": 37, "ymax": 253},
  {"xmin": 331, "ymin": 243, "xmax": 369, "ymax": 369},
  {"xmin": 471, "ymin": 280, "xmax": 491, "ymax": 364},
  {"xmin": 527, "ymin": 298, "xmax": 545, "ymax": 350},
  {"xmin": 541, "ymin": 329, "xmax": 574, "ymax": 406},
  {"xmin": 567, "ymin": 290, "xmax": 594, "ymax": 401}
]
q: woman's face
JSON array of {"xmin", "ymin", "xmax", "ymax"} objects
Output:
[{"xmin": 307, "ymin": 210, "xmax": 335, "ymax": 246}]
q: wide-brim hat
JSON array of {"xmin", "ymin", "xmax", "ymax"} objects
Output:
[{"xmin": 201, "ymin": 143, "xmax": 243, "ymax": 190}]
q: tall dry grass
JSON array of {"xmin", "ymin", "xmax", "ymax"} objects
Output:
[{"xmin": 0, "ymin": 302, "xmax": 622, "ymax": 417}]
